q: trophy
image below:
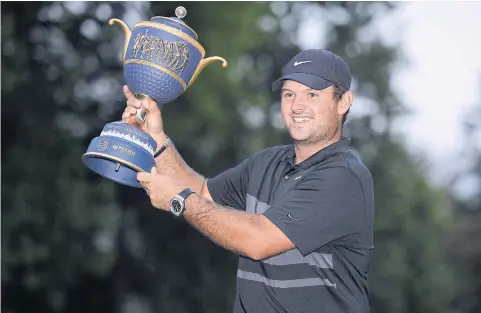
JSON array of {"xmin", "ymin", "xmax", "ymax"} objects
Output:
[{"xmin": 82, "ymin": 6, "xmax": 227, "ymax": 188}]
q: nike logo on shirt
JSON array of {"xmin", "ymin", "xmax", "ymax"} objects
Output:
[{"xmin": 287, "ymin": 213, "xmax": 301, "ymax": 223}]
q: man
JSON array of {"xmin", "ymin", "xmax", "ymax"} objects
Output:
[{"xmin": 122, "ymin": 49, "xmax": 374, "ymax": 313}]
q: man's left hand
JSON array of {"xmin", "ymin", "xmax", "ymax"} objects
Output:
[{"xmin": 137, "ymin": 167, "xmax": 187, "ymax": 211}]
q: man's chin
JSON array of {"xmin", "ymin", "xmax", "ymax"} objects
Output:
[{"xmin": 288, "ymin": 131, "xmax": 311, "ymax": 143}]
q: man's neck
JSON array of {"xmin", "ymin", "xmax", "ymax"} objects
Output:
[{"xmin": 294, "ymin": 133, "xmax": 342, "ymax": 164}]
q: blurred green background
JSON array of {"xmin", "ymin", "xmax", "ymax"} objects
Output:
[{"xmin": 2, "ymin": 1, "xmax": 480, "ymax": 313}]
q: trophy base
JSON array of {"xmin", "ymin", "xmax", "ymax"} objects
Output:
[
  {"xmin": 82, "ymin": 122, "xmax": 158, "ymax": 188},
  {"xmin": 82, "ymin": 152, "xmax": 150, "ymax": 188}
]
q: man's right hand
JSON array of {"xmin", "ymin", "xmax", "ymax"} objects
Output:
[
  {"xmin": 122, "ymin": 85, "xmax": 213, "ymax": 201},
  {"xmin": 121, "ymin": 85, "xmax": 167, "ymax": 150}
]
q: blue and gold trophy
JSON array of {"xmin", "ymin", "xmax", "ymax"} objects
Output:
[{"xmin": 82, "ymin": 7, "xmax": 227, "ymax": 188}]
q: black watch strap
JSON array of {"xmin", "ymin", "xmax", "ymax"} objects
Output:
[
  {"xmin": 154, "ymin": 137, "xmax": 172, "ymax": 158},
  {"xmin": 179, "ymin": 188, "xmax": 195, "ymax": 200}
]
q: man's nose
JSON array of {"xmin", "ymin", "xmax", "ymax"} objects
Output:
[{"xmin": 291, "ymin": 96, "xmax": 307, "ymax": 111}]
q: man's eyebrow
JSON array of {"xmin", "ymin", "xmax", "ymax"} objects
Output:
[{"xmin": 281, "ymin": 87, "xmax": 316, "ymax": 93}]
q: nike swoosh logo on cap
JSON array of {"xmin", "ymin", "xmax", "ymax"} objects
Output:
[{"xmin": 293, "ymin": 60, "xmax": 311, "ymax": 66}]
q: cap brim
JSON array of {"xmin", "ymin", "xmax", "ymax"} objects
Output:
[{"xmin": 272, "ymin": 73, "xmax": 334, "ymax": 91}]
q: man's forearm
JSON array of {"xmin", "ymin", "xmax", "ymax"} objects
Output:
[
  {"xmin": 184, "ymin": 193, "xmax": 266, "ymax": 260},
  {"xmin": 154, "ymin": 133, "xmax": 205, "ymax": 194}
]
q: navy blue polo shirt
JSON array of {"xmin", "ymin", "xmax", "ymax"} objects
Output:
[{"xmin": 207, "ymin": 137, "xmax": 374, "ymax": 313}]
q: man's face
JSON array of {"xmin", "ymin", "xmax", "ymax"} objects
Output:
[{"xmin": 280, "ymin": 80, "xmax": 349, "ymax": 145}]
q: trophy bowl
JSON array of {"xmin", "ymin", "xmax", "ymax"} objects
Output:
[{"xmin": 82, "ymin": 6, "xmax": 227, "ymax": 188}]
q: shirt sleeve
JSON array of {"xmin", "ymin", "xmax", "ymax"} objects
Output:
[
  {"xmin": 262, "ymin": 167, "xmax": 365, "ymax": 256},
  {"xmin": 206, "ymin": 157, "xmax": 252, "ymax": 210}
]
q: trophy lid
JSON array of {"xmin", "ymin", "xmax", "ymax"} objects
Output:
[{"xmin": 150, "ymin": 6, "xmax": 198, "ymax": 41}]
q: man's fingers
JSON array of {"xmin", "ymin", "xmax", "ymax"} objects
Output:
[
  {"xmin": 137, "ymin": 171, "xmax": 152, "ymax": 182},
  {"xmin": 141, "ymin": 98, "xmax": 160, "ymax": 115},
  {"xmin": 122, "ymin": 106, "xmax": 139, "ymax": 124},
  {"xmin": 122, "ymin": 114, "xmax": 138, "ymax": 125},
  {"xmin": 125, "ymin": 106, "xmax": 137, "ymax": 115},
  {"xmin": 126, "ymin": 96, "xmax": 159, "ymax": 116},
  {"xmin": 123, "ymin": 85, "xmax": 135, "ymax": 100},
  {"xmin": 127, "ymin": 97, "xmax": 142, "ymax": 109}
]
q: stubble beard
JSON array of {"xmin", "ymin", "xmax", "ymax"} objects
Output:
[{"xmin": 291, "ymin": 120, "xmax": 340, "ymax": 147}]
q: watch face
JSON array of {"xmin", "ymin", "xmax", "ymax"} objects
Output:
[{"xmin": 172, "ymin": 200, "xmax": 182, "ymax": 213}]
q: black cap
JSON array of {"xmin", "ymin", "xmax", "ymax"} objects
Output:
[{"xmin": 272, "ymin": 49, "xmax": 352, "ymax": 91}]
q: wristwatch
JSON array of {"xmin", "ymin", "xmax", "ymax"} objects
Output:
[{"xmin": 170, "ymin": 188, "xmax": 195, "ymax": 216}]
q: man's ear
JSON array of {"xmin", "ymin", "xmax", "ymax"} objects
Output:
[{"xmin": 338, "ymin": 90, "xmax": 353, "ymax": 115}]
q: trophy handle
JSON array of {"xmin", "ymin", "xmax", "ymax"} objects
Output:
[
  {"xmin": 188, "ymin": 57, "xmax": 228, "ymax": 88},
  {"xmin": 108, "ymin": 18, "xmax": 132, "ymax": 62}
]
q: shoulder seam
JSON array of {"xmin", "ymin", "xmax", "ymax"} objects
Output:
[
  {"xmin": 307, "ymin": 153, "xmax": 368, "ymax": 227},
  {"xmin": 343, "ymin": 156, "xmax": 368, "ymax": 225}
]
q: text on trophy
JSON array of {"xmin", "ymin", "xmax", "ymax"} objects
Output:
[{"xmin": 131, "ymin": 30, "xmax": 190, "ymax": 74}]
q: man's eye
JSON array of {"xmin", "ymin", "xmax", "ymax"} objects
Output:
[
  {"xmin": 283, "ymin": 93, "xmax": 293, "ymax": 98},
  {"xmin": 308, "ymin": 92, "xmax": 318, "ymax": 98}
]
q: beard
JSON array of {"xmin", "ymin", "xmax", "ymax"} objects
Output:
[{"xmin": 290, "ymin": 121, "xmax": 340, "ymax": 146}]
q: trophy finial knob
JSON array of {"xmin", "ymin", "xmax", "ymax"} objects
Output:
[{"xmin": 175, "ymin": 6, "xmax": 187, "ymax": 19}]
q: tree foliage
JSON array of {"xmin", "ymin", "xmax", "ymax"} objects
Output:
[{"xmin": 1, "ymin": 2, "xmax": 462, "ymax": 313}]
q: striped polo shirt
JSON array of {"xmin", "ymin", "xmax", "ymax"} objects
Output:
[{"xmin": 207, "ymin": 137, "xmax": 374, "ymax": 313}]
